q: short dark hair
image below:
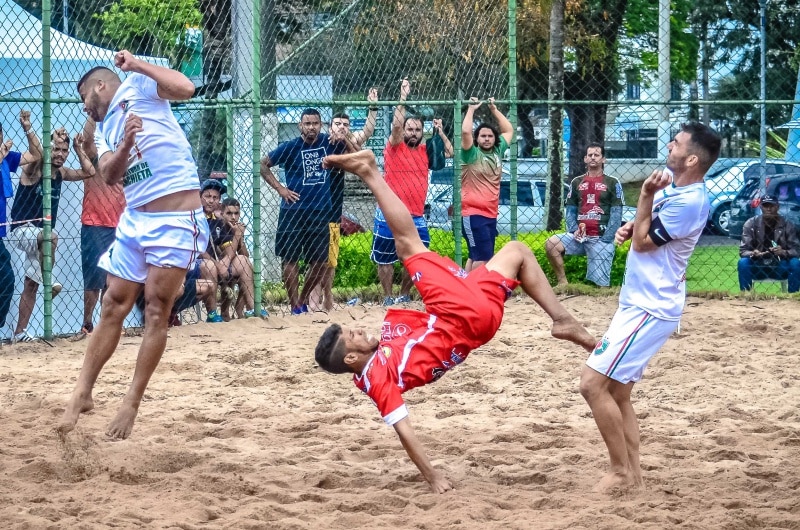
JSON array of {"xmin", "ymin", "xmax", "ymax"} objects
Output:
[
  {"xmin": 221, "ymin": 197, "xmax": 240, "ymax": 209},
  {"xmin": 403, "ymin": 116, "xmax": 424, "ymax": 128},
  {"xmin": 585, "ymin": 142, "xmax": 604, "ymax": 156},
  {"xmin": 473, "ymin": 123, "xmax": 501, "ymax": 149},
  {"xmin": 76, "ymin": 66, "xmax": 115, "ymax": 93},
  {"xmin": 681, "ymin": 122, "xmax": 721, "ymax": 173},
  {"xmin": 300, "ymin": 108, "xmax": 321, "ymax": 121},
  {"xmin": 315, "ymin": 324, "xmax": 349, "ymax": 374},
  {"xmin": 332, "ymin": 112, "xmax": 350, "ymax": 122}
]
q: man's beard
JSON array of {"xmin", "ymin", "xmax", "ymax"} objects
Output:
[{"xmin": 404, "ymin": 136, "xmax": 419, "ymax": 147}]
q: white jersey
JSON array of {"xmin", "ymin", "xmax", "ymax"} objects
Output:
[
  {"xmin": 619, "ymin": 180, "xmax": 709, "ymax": 321},
  {"xmin": 97, "ymin": 72, "xmax": 199, "ymax": 208}
]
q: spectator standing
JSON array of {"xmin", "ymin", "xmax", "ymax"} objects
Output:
[
  {"xmin": 372, "ymin": 78, "xmax": 453, "ymax": 306},
  {"xmin": 0, "ymin": 112, "xmax": 42, "ymax": 334},
  {"xmin": 580, "ymin": 123, "xmax": 721, "ymax": 492},
  {"xmin": 459, "ymin": 96, "xmax": 514, "ymax": 271},
  {"xmin": 545, "ymin": 143, "xmax": 623, "ymax": 287},
  {"xmin": 259, "ymin": 108, "xmax": 347, "ymax": 314},
  {"xmin": 10, "ymin": 125, "xmax": 95, "ymax": 343},
  {"xmin": 58, "ymin": 52, "xmax": 209, "ymax": 439},
  {"xmin": 310, "ymin": 90, "xmax": 379, "ymax": 311},
  {"xmin": 78, "ymin": 118, "xmax": 126, "ymax": 337},
  {"xmin": 737, "ymin": 194, "xmax": 800, "ymax": 293}
]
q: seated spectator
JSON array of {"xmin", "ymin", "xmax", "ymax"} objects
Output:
[
  {"xmin": 738, "ymin": 194, "xmax": 800, "ymax": 293},
  {"xmin": 199, "ymin": 180, "xmax": 261, "ymax": 320},
  {"xmin": 219, "ymin": 197, "xmax": 266, "ymax": 319},
  {"xmin": 136, "ymin": 259, "xmax": 218, "ymax": 327}
]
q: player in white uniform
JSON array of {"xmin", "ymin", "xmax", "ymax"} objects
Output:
[
  {"xmin": 58, "ymin": 51, "xmax": 209, "ymax": 439},
  {"xmin": 580, "ymin": 122, "xmax": 721, "ymax": 492}
]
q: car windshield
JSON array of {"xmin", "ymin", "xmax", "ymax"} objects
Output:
[{"xmin": 499, "ymin": 181, "xmax": 535, "ymax": 206}]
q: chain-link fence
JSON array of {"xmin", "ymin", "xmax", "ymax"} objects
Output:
[{"xmin": 1, "ymin": 0, "xmax": 798, "ymax": 339}]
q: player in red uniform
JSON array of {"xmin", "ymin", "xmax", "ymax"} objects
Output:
[{"xmin": 315, "ymin": 150, "xmax": 596, "ymax": 493}]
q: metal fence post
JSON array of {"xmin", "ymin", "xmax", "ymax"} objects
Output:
[
  {"xmin": 452, "ymin": 99, "xmax": 463, "ymax": 266},
  {"xmin": 42, "ymin": 0, "xmax": 53, "ymax": 339},
  {"xmin": 251, "ymin": 0, "xmax": 263, "ymax": 312},
  {"xmin": 508, "ymin": 0, "xmax": 519, "ymax": 240}
]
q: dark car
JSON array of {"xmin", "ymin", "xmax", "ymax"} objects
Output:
[{"xmin": 728, "ymin": 174, "xmax": 800, "ymax": 239}]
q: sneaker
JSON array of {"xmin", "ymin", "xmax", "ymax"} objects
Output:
[
  {"xmin": 12, "ymin": 330, "xmax": 37, "ymax": 343},
  {"xmin": 291, "ymin": 304, "xmax": 308, "ymax": 315},
  {"xmin": 245, "ymin": 309, "xmax": 269, "ymax": 319},
  {"xmin": 206, "ymin": 310, "xmax": 224, "ymax": 323},
  {"xmin": 394, "ymin": 295, "xmax": 411, "ymax": 304},
  {"xmin": 382, "ymin": 297, "xmax": 394, "ymax": 307},
  {"xmin": 346, "ymin": 297, "xmax": 360, "ymax": 306},
  {"xmin": 52, "ymin": 282, "xmax": 62, "ymax": 298}
]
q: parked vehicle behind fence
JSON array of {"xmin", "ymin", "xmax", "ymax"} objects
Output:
[{"xmin": 728, "ymin": 174, "xmax": 800, "ymax": 240}]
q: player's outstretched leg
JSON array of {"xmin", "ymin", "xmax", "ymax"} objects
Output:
[
  {"xmin": 486, "ymin": 241, "xmax": 596, "ymax": 351},
  {"xmin": 324, "ymin": 151, "xmax": 426, "ymax": 261}
]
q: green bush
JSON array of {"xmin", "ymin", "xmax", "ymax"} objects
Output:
[{"xmin": 331, "ymin": 228, "xmax": 631, "ymax": 291}]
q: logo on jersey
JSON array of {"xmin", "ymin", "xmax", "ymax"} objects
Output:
[
  {"xmin": 450, "ymin": 349, "xmax": 465, "ymax": 365},
  {"xmin": 381, "ymin": 346, "xmax": 392, "ymax": 359},
  {"xmin": 499, "ymin": 281, "xmax": 515, "ymax": 299},
  {"xmin": 448, "ymin": 266, "xmax": 468, "ymax": 279},
  {"xmin": 411, "ymin": 271, "xmax": 422, "ymax": 283},
  {"xmin": 595, "ymin": 182, "xmax": 608, "ymax": 191},
  {"xmin": 431, "ymin": 367, "xmax": 446, "ymax": 382},
  {"xmin": 578, "ymin": 182, "xmax": 589, "ymax": 191},
  {"xmin": 119, "ymin": 100, "xmax": 130, "ymax": 111},
  {"xmin": 393, "ymin": 323, "xmax": 411, "ymax": 338},
  {"xmin": 593, "ymin": 337, "xmax": 609, "ymax": 356}
]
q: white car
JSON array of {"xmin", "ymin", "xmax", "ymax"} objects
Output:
[
  {"xmin": 704, "ymin": 160, "xmax": 800, "ymax": 235},
  {"xmin": 425, "ymin": 179, "xmax": 635, "ymax": 235}
]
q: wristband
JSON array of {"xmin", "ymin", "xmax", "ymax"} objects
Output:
[{"xmin": 24, "ymin": 129, "xmax": 34, "ymax": 135}]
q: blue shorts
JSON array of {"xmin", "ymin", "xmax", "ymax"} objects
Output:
[
  {"xmin": 371, "ymin": 211, "xmax": 430, "ymax": 265},
  {"xmin": 173, "ymin": 260, "xmax": 202, "ymax": 313},
  {"xmin": 462, "ymin": 215, "xmax": 497, "ymax": 262},
  {"xmin": 81, "ymin": 225, "xmax": 117, "ymax": 291},
  {"xmin": 275, "ymin": 208, "xmax": 329, "ymax": 263}
]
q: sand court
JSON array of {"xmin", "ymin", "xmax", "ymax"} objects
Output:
[{"xmin": 1, "ymin": 295, "xmax": 799, "ymax": 528}]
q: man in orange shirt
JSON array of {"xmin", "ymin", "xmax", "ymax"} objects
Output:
[
  {"xmin": 79, "ymin": 118, "xmax": 126, "ymax": 336},
  {"xmin": 371, "ymin": 78, "xmax": 452, "ymax": 305}
]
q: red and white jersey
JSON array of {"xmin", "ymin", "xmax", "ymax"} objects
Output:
[
  {"xmin": 619, "ymin": 178, "xmax": 709, "ymax": 320},
  {"xmin": 353, "ymin": 308, "xmax": 470, "ymax": 426}
]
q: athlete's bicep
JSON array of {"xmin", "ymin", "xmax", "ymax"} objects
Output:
[{"xmin": 648, "ymin": 215, "xmax": 673, "ymax": 247}]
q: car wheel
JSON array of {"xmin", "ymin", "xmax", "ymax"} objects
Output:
[{"xmin": 713, "ymin": 203, "xmax": 731, "ymax": 235}]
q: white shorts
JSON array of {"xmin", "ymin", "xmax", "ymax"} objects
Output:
[
  {"xmin": 99, "ymin": 207, "xmax": 209, "ymax": 284},
  {"xmin": 10, "ymin": 224, "xmax": 56, "ymax": 285},
  {"xmin": 586, "ymin": 305, "xmax": 679, "ymax": 384}
]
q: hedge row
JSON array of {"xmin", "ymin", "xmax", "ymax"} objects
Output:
[{"xmin": 335, "ymin": 229, "xmax": 630, "ymax": 290}]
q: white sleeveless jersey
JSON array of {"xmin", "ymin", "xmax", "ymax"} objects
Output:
[
  {"xmin": 97, "ymin": 72, "xmax": 199, "ymax": 208},
  {"xmin": 619, "ymin": 180, "xmax": 709, "ymax": 321}
]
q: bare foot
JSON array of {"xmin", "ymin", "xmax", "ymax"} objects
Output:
[
  {"xmin": 592, "ymin": 470, "xmax": 636, "ymax": 493},
  {"xmin": 323, "ymin": 150, "xmax": 379, "ymax": 178},
  {"xmin": 106, "ymin": 401, "xmax": 140, "ymax": 440},
  {"xmin": 56, "ymin": 392, "xmax": 95, "ymax": 436},
  {"xmin": 556, "ymin": 279, "xmax": 568, "ymax": 287},
  {"xmin": 551, "ymin": 315, "xmax": 597, "ymax": 352}
]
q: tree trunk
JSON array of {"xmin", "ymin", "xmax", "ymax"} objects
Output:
[{"xmin": 546, "ymin": 0, "xmax": 565, "ymax": 231}]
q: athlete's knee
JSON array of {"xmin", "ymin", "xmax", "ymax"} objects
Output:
[
  {"xmin": 579, "ymin": 368, "xmax": 605, "ymax": 402},
  {"xmin": 544, "ymin": 235, "xmax": 562, "ymax": 256}
]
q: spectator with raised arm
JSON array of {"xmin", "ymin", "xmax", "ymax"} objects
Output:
[
  {"xmin": 372, "ymin": 78, "xmax": 453, "ymax": 306},
  {"xmin": 459, "ymin": 96, "xmax": 514, "ymax": 271},
  {"xmin": 10, "ymin": 122, "xmax": 95, "ymax": 343}
]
